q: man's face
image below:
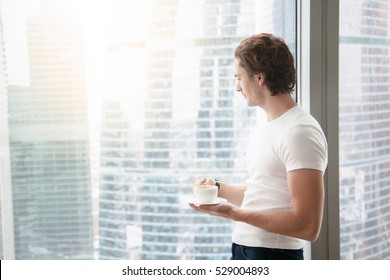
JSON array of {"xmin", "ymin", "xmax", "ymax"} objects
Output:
[{"xmin": 234, "ymin": 58, "xmax": 263, "ymax": 107}]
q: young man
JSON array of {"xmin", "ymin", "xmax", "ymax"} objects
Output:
[{"xmin": 190, "ymin": 33, "xmax": 328, "ymax": 260}]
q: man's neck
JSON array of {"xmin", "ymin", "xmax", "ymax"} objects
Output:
[{"xmin": 263, "ymin": 93, "xmax": 297, "ymax": 121}]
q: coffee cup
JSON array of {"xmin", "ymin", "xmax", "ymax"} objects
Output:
[{"xmin": 193, "ymin": 185, "xmax": 218, "ymax": 204}]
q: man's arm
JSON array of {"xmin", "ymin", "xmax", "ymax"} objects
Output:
[
  {"xmin": 195, "ymin": 168, "xmax": 324, "ymax": 242},
  {"xmin": 218, "ymin": 181, "xmax": 247, "ymax": 207}
]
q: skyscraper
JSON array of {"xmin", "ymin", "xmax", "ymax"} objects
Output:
[
  {"xmin": 0, "ymin": 10, "xmax": 14, "ymax": 259},
  {"xmin": 339, "ymin": 0, "xmax": 390, "ymax": 259},
  {"xmin": 98, "ymin": 0, "xmax": 257, "ymax": 259},
  {"xmin": 192, "ymin": 0, "xmax": 255, "ymax": 258},
  {"xmin": 4, "ymin": 0, "xmax": 93, "ymax": 259}
]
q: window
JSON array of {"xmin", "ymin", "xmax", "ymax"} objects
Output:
[
  {"xmin": 0, "ymin": 0, "xmax": 296, "ymax": 259},
  {"xmin": 339, "ymin": 0, "xmax": 390, "ymax": 259}
]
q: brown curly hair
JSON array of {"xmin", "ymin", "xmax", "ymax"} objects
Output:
[{"xmin": 234, "ymin": 33, "xmax": 296, "ymax": 96}]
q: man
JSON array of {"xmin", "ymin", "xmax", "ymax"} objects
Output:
[{"xmin": 190, "ymin": 33, "xmax": 328, "ymax": 260}]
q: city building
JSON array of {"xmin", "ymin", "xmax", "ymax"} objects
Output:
[
  {"xmin": 98, "ymin": 0, "xmax": 260, "ymax": 260},
  {"xmin": 339, "ymin": 0, "xmax": 390, "ymax": 259},
  {"xmin": 2, "ymin": 0, "xmax": 94, "ymax": 259}
]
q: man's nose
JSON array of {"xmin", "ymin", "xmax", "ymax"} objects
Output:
[{"xmin": 235, "ymin": 83, "xmax": 241, "ymax": 92}]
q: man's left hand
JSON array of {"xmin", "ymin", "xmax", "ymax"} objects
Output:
[{"xmin": 189, "ymin": 202, "xmax": 236, "ymax": 220}]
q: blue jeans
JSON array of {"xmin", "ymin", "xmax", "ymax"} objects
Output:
[{"xmin": 230, "ymin": 243, "xmax": 304, "ymax": 260}]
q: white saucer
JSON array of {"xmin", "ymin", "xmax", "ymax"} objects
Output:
[{"xmin": 188, "ymin": 197, "xmax": 227, "ymax": 206}]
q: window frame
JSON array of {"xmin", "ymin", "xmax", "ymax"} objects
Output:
[{"xmin": 298, "ymin": 0, "xmax": 340, "ymax": 260}]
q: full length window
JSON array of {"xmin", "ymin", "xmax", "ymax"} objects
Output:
[
  {"xmin": 0, "ymin": 0, "xmax": 296, "ymax": 259},
  {"xmin": 339, "ymin": 0, "xmax": 390, "ymax": 259}
]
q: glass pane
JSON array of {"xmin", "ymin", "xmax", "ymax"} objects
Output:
[
  {"xmin": 339, "ymin": 0, "xmax": 390, "ymax": 259},
  {"xmin": 0, "ymin": 0, "xmax": 296, "ymax": 259},
  {"xmin": 0, "ymin": 0, "xmax": 94, "ymax": 260}
]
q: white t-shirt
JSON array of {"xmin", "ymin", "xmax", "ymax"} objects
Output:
[{"xmin": 232, "ymin": 106, "xmax": 328, "ymax": 249}]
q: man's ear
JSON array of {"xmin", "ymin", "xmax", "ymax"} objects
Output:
[{"xmin": 256, "ymin": 73, "xmax": 265, "ymax": 85}]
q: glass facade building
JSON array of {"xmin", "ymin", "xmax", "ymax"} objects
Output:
[
  {"xmin": 98, "ymin": 0, "xmax": 296, "ymax": 260},
  {"xmin": 98, "ymin": 0, "xmax": 257, "ymax": 260},
  {"xmin": 339, "ymin": 0, "xmax": 390, "ymax": 259},
  {"xmin": 0, "ymin": 0, "xmax": 93, "ymax": 259},
  {"xmin": 0, "ymin": 12, "xmax": 8, "ymax": 259}
]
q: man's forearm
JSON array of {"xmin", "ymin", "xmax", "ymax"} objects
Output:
[
  {"xmin": 218, "ymin": 182, "xmax": 246, "ymax": 207},
  {"xmin": 230, "ymin": 208, "xmax": 321, "ymax": 242}
]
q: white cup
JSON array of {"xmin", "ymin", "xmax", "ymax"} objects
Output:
[{"xmin": 193, "ymin": 185, "xmax": 218, "ymax": 204}]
